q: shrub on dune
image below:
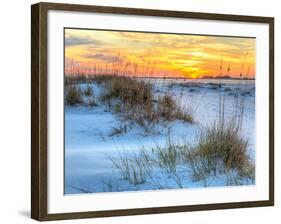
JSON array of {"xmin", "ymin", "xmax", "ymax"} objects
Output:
[{"xmin": 65, "ymin": 85, "xmax": 83, "ymax": 106}]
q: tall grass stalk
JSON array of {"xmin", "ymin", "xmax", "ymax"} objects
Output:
[{"xmin": 109, "ymin": 150, "xmax": 153, "ymax": 185}]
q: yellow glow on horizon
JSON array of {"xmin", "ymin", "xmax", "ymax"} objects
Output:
[{"xmin": 65, "ymin": 29, "xmax": 256, "ymax": 79}]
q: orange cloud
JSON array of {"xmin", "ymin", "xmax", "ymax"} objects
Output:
[{"xmin": 65, "ymin": 29, "xmax": 256, "ymax": 79}]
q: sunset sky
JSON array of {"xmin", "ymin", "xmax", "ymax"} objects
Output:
[{"xmin": 65, "ymin": 28, "xmax": 256, "ymax": 79}]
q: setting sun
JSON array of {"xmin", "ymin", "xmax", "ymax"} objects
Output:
[{"xmin": 65, "ymin": 29, "xmax": 255, "ymax": 79}]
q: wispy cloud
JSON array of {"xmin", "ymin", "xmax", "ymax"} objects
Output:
[
  {"xmin": 65, "ymin": 36, "xmax": 101, "ymax": 47},
  {"xmin": 64, "ymin": 28, "xmax": 256, "ymax": 78},
  {"xmin": 85, "ymin": 53, "xmax": 123, "ymax": 63}
]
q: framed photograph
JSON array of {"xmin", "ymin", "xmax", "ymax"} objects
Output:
[{"xmin": 31, "ymin": 2, "xmax": 274, "ymax": 221}]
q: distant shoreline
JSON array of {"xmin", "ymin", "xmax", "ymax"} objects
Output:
[
  {"xmin": 65, "ymin": 74, "xmax": 255, "ymax": 80},
  {"xmin": 133, "ymin": 76, "xmax": 255, "ymax": 80}
]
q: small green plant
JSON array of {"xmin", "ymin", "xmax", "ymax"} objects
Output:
[{"xmin": 114, "ymin": 104, "xmax": 121, "ymax": 113}]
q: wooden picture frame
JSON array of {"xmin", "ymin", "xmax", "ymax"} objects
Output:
[{"xmin": 31, "ymin": 2, "xmax": 274, "ymax": 221}]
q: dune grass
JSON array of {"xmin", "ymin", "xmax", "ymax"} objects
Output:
[
  {"xmin": 109, "ymin": 149, "xmax": 153, "ymax": 185},
  {"xmin": 183, "ymin": 96, "xmax": 254, "ymax": 183},
  {"xmin": 83, "ymin": 84, "xmax": 94, "ymax": 97},
  {"xmin": 65, "ymin": 82, "xmax": 97, "ymax": 107},
  {"xmin": 65, "ymin": 85, "xmax": 84, "ymax": 106},
  {"xmin": 65, "ymin": 74, "xmax": 194, "ymax": 126},
  {"xmin": 97, "ymin": 75, "xmax": 193, "ymax": 128},
  {"xmin": 157, "ymin": 93, "xmax": 193, "ymax": 123},
  {"xmin": 109, "ymin": 95, "xmax": 254, "ymax": 189}
]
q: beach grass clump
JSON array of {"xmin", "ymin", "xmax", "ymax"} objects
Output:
[
  {"xmin": 65, "ymin": 84, "xmax": 97, "ymax": 107},
  {"xmin": 157, "ymin": 94, "xmax": 193, "ymax": 123},
  {"xmin": 110, "ymin": 150, "xmax": 153, "ymax": 185},
  {"xmin": 101, "ymin": 76, "xmax": 153, "ymax": 107},
  {"xmin": 157, "ymin": 94, "xmax": 176, "ymax": 121},
  {"xmin": 99, "ymin": 76, "xmax": 156, "ymax": 126},
  {"xmin": 196, "ymin": 121, "xmax": 248, "ymax": 173},
  {"xmin": 183, "ymin": 96, "xmax": 254, "ymax": 182},
  {"xmin": 83, "ymin": 84, "xmax": 94, "ymax": 97},
  {"xmin": 99, "ymin": 75, "xmax": 193, "ymax": 127},
  {"xmin": 183, "ymin": 121, "xmax": 250, "ymax": 183},
  {"xmin": 153, "ymin": 143, "xmax": 179, "ymax": 174},
  {"xmin": 151, "ymin": 133, "xmax": 183, "ymax": 174},
  {"xmin": 65, "ymin": 85, "xmax": 84, "ymax": 106}
]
